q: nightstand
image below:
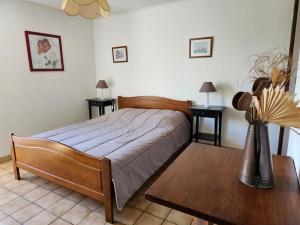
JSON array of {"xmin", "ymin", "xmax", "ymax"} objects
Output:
[
  {"xmin": 190, "ymin": 105, "xmax": 224, "ymax": 146},
  {"xmin": 86, "ymin": 98, "xmax": 116, "ymax": 119}
]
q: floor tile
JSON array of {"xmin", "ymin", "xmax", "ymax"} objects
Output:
[
  {"xmin": 22, "ymin": 173, "xmax": 37, "ymax": 181},
  {"xmin": 79, "ymin": 212, "xmax": 106, "ymax": 225},
  {"xmin": 79, "ymin": 197, "xmax": 102, "ymax": 210},
  {"xmin": 24, "ymin": 211, "xmax": 57, "ymax": 225},
  {"xmin": 0, "ymin": 161, "xmax": 12, "ymax": 170},
  {"xmin": 3, "ymin": 167, "xmax": 13, "ymax": 173},
  {"xmin": 19, "ymin": 169, "xmax": 29, "ymax": 176},
  {"xmin": 0, "ymin": 187, "xmax": 8, "ymax": 195},
  {"xmin": 105, "ymin": 222, "xmax": 125, "ymax": 225},
  {"xmin": 162, "ymin": 221, "xmax": 176, "ymax": 225},
  {"xmin": 47, "ymin": 198, "xmax": 76, "ymax": 217},
  {"xmin": 166, "ymin": 210, "xmax": 193, "ymax": 225},
  {"xmin": 12, "ymin": 182, "xmax": 38, "ymax": 196},
  {"xmin": 146, "ymin": 203, "xmax": 171, "ymax": 219},
  {"xmin": 53, "ymin": 186, "xmax": 72, "ymax": 197},
  {"xmin": 0, "ymin": 210, "xmax": 7, "ymax": 220},
  {"xmin": 2, "ymin": 179, "xmax": 28, "ymax": 190},
  {"xmin": 11, "ymin": 203, "xmax": 43, "ymax": 223},
  {"xmin": 61, "ymin": 204, "xmax": 92, "ymax": 224},
  {"xmin": 0, "ymin": 197, "xmax": 30, "ymax": 215},
  {"xmin": 66, "ymin": 192, "xmax": 85, "ymax": 203},
  {"xmin": 0, "ymin": 174, "xmax": 14, "ymax": 185},
  {"xmin": 128, "ymin": 194, "xmax": 151, "ymax": 211},
  {"xmin": 30, "ymin": 177, "xmax": 48, "ymax": 186},
  {"xmin": 23, "ymin": 187, "xmax": 50, "ymax": 202},
  {"xmin": 35, "ymin": 192, "xmax": 63, "ymax": 209},
  {"xmin": 42, "ymin": 181, "xmax": 60, "ymax": 191},
  {"xmin": 0, "ymin": 217, "xmax": 20, "ymax": 225},
  {"xmin": 50, "ymin": 218, "xmax": 72, "ymax": 225},
  {"xmin": 0, "ymin": 192, "xmax": 18, "ymax": 206},
  {"xmin": 0, "ymin": 169, "xmax": 9, "ymax": 177},
  {"xmin": 115, "ymin": 207, "xmax": 142, "ymax": 225},
  {"xmin": 134, "ymin": 213, "xmax": 163, "ymax": 225},
  {"xmin": 0, "ymin": 160, "xmax": 187, "ymax": 225}
]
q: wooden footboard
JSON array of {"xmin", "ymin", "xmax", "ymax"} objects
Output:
[{"xmin": 11, "ymin": 134, "xmax": 114, "ymax": 223}]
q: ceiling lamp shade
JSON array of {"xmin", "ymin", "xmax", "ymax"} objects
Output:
[{"xmin": 61, "ymin": 0, "xmax": 110, "ymax": 19}]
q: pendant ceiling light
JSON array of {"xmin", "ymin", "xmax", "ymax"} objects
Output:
[{"xmin": 61, "ymin": 0, "xmax": 110, "ymax": 19}]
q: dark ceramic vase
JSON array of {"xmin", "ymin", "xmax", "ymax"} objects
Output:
[{"xmin": 239, "ymin": 121, "xmax": 274, "ymax": 188}]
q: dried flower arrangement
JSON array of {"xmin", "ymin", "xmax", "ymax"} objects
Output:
[
  {"xmin": 233, "ymin": 49, "xmax": 300, "ymax": 188},
  {"xmin": 233, "ymin": 50, "xmax": 300, "ymax": 131}
]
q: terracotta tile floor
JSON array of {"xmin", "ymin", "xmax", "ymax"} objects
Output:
[{"xmin": 0, "ymin": 161, "xmax": 194, "ymax": 225}]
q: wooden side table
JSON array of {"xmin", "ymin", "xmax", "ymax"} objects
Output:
[
  {"xmin": 145, "ymin": 143, "xmax": 300, "ymax": 225},
  {"xmin": 86, "ymin": 98, "xmax": 116, "ymax": 119},
  {"xmin": 190, "ymin": 105, "xmax": 224, "ymax": 146}
]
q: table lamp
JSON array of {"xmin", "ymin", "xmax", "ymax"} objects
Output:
[
  {"xmin": 96, "ymin": 80, "xmax": 109, "ymax": 99},
  {"xmin": 199, "ymin": 82, "xmax": 216, "ymax": 108}
]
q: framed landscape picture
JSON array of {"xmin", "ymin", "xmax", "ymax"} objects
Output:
[
  {"xmin": 189, "ymin": 37, "xmax": 214, "ymax": 58},
  {"xmin": 25, "ymin": 31, "xmax": 64, "ymax": 71},
  {"xmin": 112, "ymin": 46, "xmax": 128, "ymax": 63}
]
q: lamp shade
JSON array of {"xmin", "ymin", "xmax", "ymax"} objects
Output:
[
  {"xmin": 96, "ymin": 80, "xmax": 108, "ymax": 89},
  {"xmin": 199, "ymin": 82, "xmax": 216, "ymax": 93}
]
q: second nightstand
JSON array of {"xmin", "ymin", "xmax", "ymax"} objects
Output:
[
  {"xmin": 86, "ymin": 98, "xmax": 116, "ymax": 119},
  {"xmin": 190, "ymin": 105, "xmax": 224, "ymax": 146}
]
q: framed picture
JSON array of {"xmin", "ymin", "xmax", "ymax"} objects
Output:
[
  {"xmin": 112, "ymin": 46, "xmax": 128, "ymax": 63},
  {"xmin": 25, "ymin": 31, "xmax": 64, "ymax": 71},
  {"xmin": 189, "ymin": 37, "xmax": 214, "ymax": 58}
]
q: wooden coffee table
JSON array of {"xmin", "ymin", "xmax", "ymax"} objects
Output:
[{"xmin": 145, "ymin": 143, "xmax": 300, "ymax": 225}]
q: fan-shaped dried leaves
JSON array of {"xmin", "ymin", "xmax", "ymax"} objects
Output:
[{"xmin": 253, "ymin": 86, "xmax": 300, "ymax": 128}]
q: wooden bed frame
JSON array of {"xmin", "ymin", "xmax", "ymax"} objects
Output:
[{"xmin": 11, "ymin": 96, "xmax": 192, "ymax": 223}]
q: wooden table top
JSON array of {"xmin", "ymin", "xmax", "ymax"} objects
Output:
[{"xmin": 145, "ymin": 143, "xmax": 300, "ymax": 225}]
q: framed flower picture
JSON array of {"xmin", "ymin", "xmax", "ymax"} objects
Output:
[
  {"xmin": 112, "ymin": 46, "xmax": 128, "ymax": 63},
  {"xmin": 25, "ymin": 31, "xmax": 64, "ymax": 71},
  {"xmin": 189, "ymin": 37, "xmax": 214, "ymax": 58}
]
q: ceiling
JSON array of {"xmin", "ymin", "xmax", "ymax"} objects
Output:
[{"xmin": 24, "ymin": 0, "xmax": 181, "ymax": 15}]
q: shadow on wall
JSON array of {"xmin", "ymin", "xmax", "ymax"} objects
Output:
[
  {"xmin": 222, "ymin": 107, "xmax": 248, "ymax": 148},
  {"xmin": 107, "ymin": 77, "xmax": 115, "ymax": 98},
  {"xmin": 215, "ymin": 83, "xmax": 236, "ymax": 106}
]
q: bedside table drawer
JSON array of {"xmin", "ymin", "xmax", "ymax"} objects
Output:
[
  {"xmin": 103, "ymin": 100, "xmax": 114, "ymax": 107},
  {"xmin": 192, "ymin": 110, "xmax": 218, "ymax": 118}
]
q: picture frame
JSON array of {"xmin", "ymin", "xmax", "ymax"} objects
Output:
[
  {"xmin": 112, "ymin": 46, "xmax": 128, "ymax": 63},
  {"xmin": 25, "ymin": 31, "xmax": 64, "ymax": 72},
  {"xmin": 189, "ymin": 37, "xmax": 214, "ymax": 58}
]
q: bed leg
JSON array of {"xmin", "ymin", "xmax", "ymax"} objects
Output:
[
  {"xmin": 11, "ymin": 134, "xmax": 20, "ymax": 180},
  {"xmin": 103, "ymin": 158, "xmax": 114, "ymax": 223}
]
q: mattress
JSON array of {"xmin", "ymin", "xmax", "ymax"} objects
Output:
[{"xmin": 33, "ymin": 108, "xmax": 190, "ymax": 209}]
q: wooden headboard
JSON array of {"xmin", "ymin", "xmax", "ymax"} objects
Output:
[{"xmin": 118, "ymin": 96, "xmax": 192, "ymax": 117}]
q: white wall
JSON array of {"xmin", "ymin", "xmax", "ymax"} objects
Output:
[
  {"xmin": 0, "ymin": 0, "xmax": 96, "ymax": 157},
  {"xmin": 93, "ymin": 0, "xmax": 293, "ymax": 150}
]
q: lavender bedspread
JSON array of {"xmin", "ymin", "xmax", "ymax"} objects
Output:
[{"xmin": 33, "ymin": 108, "xmax": 190, "ymax": 210}]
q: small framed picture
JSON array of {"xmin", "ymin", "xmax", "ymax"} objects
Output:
[
  {"xmin": 112, "ymin": 46, "xmax": 128, "ymax": 63},
  {"xmin": 25, "ymin": 31, "xmax": 64, "ymax": 71},
  {"xmin": 189, "ymin": 37, "xmax": 214, "ymax": 58}
]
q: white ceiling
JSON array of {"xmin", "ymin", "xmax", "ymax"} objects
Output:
[{"xmin": 24, "ymin": 0, "xmax": 181, "ymax": 14}]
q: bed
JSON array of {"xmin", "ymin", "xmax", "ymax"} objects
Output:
[{"xmin": 11, "ymin": 96, "xmax": 192, "ymax": 223}]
